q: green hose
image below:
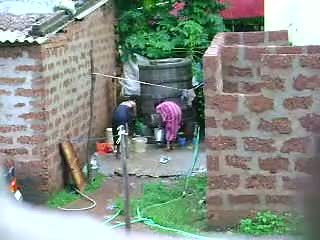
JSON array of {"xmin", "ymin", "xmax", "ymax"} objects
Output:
[
  {"xmin": 106, "ymin": 126, "xmax": 207, "ymax": 239},
  {"xmin": 109, "ymin": 208, "xmax": 213, "ymax": 240},
  {"xmin": 103, "ymin": 210, "xmax": 121, "ymax": 224}
]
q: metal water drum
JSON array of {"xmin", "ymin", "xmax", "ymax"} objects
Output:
[{"xmin": 139, "ymin": 58, "xmax": 193, "ymax": 120}]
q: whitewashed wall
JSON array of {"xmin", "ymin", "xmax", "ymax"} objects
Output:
[{"xmin": 265, "ymin": 0, "xmax": 320, "ymax": 45}]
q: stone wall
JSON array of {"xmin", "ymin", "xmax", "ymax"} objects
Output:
[
  {"xmin": 0, "ymin": 4, "xmax": 116, "ymax": 203},
  {"xmin": 204, "ymin": 30, "xmax": 320, "ymax": 227}
]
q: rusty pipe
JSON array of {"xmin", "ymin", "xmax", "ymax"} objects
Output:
[{"xmin": 60, "ymin": 141, "xmax": 86, "ymax": 192}]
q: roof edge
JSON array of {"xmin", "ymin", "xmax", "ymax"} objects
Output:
[
  {"xmin": 0, "ymin": 0, "xmax": 112, "ymax": 45},
  {"xmin": 76, "ymin": 0, "xmax": 110, "ymax": 20}
]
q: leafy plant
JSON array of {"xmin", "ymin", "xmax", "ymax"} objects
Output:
[
  {"xmin": 134, "ymin": 118, "xmax": 145, "ymax": 135},
  {"xmin": 194, "ymin": 86, "xmax": 205, "ymax": 138},
  {"xmin": 47, "ymin": 174, "xmax": 106, "ymax": 208},
  {"xmin": 239, "ymin": 211, "xmax": 304, "ymax": 236},
  {"xmin": 117, "ymin": 0, "xmax": 225, "ymax": 61},
  {"xmin": 192, "ymin": 62, "xmax": 205, "ymax": 138}
]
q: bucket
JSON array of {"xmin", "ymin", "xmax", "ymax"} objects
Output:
[
  {"xmin": 90, "ymin": 153, "xmax": 100, "ymax": 180},
  {"xmin": 131, "ymin": 137, "xmax": 148, "ymax": 153},
  {"xmin": 105, "ymin": 128, "xmax": 114, "ymax": 143},
  {"xmin": 154, "ymin": 128, "xmax": 165, "ymax": 142},
  {"xmin": 96, "ymin": 142, "xmax": 113, "ymax": 155},
  {"xmin": 178, "ymin": 137, "xmax": 187, "ymax": 147}
]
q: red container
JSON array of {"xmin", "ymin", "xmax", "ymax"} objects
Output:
[{"xmin": 96, "ymin": 143, "xmax": 113, "ymax": 155}]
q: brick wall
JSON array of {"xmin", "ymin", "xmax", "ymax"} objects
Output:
[
  {"xmin": 204, "ymin": 30, "xmax": 320, "ymax": 227},
  {"xmin": 0, "ymin": 4, "xmax": 116, "ymax": 203},
  {"xmin": 222, "ymin": 36, "xmax": 320, "ymax": 93}
]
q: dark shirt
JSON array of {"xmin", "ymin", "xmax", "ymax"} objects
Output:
[{"xmin": 112, "ymin": 105, "xmax": 134, "ymax": 126}]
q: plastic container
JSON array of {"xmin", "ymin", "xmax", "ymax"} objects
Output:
[
  {"xmin": 154, "ymin": 128, "xmax": 165, "ymax": 142},
  {"xmin": 178, "ymin": 137, "xmax": 187, "ymax": 147},
  {"xmin": 131, "ymin": 137, "xmax": 148, "ymax": 153},
  {"xmin": 90, "ymin": 153, "xmax": 100, "ymax": 180},
  {"xmin": 105, "ymin": 128, "xmax": 114, "ymax": 143},
  {"xmin": 96, "ymin": 142, "xmax": 113, "ymax": 155}
]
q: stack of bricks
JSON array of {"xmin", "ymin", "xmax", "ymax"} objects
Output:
[
  {"xmin": 204, "ymin": 30, "xmax": 320, "ymax": 227},
  {"xmin": 0, "ymin": 4, "xmax": 116, "ymax": 203}
]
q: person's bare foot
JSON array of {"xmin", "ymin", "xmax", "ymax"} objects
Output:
[{"xmin": 166, "ymin": 141, "xmax": 172, "ymax": 151}]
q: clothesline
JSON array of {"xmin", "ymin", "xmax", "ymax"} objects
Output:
[
  {"xmin": 92, "ymin": 72, "xmax": 204, "ymax": 91},
  {"xmin": 92, "ymin": 72, "xmax": 186, "ymax": 91}
]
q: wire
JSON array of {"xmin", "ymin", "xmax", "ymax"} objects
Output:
[
  {"xmin": 57, "ymin": 188, "xmax": 97, "ymax": 211},
  {"xmin": 93, "ymin": 73, "xmax": 187, "ymax": 91},
  {"xmin": 93, "ymin": 72, "xmax": 204, "ymax": 92}
]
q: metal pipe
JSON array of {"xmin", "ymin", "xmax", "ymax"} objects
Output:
[
  {"xmin": 86, "ymin": 40, "xmax": 96, "ymax": 183},
  {"xmin": 60, "ymin": 141, "xmax": 86, "ymax": 192},
  {"xmin": 120, "ymin": 125, "xmax": 131, "ymax": 232}
]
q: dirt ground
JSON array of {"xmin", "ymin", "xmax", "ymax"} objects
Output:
[
  {"xmin": 64, "ymin": 143, "xmax": 205, "ymax": 220},
  {"xmin": 63, "ymin": 175, "xmax": 298, "ymax": 240},
  {"xmin": 61, "ymin": 144, "xmax": 297, "ymax": 239}
]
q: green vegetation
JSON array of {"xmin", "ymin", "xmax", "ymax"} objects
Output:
[
  {"xmin": 116, "ymin": 174, "xmax": 208, "ymax": 233},
  {"xmin": 47, "ymin": 174, "xmax": 106, "ymax": 208},
  {"xmin": 238, "ymin": 211, "xmax": 305, "ymax": 236},
  {"xmin": 116, "ymin": 175, "xmax": 305, "ymax": 235},
  {"xmin": 224, "ymin": 17, "xmax": 264, "ymax": 32},
  {"xmin": 116, "ymin": 0, "xmax": 225, "ymax": 61},
  {"xmin": 134, "ymin": 118, "xmax": 145, "ymax": 135},
  {"xmin": 116, "ymin": 1, "xmax": 226, "ymax": 136}
]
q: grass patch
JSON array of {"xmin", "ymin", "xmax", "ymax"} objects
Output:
[
  {"xmin": 47, "ymin": 174, "xmax": 106, "ymax": 208},
  {"xmin": 116, "ymin": 174, "xmax": 208, "ymax": 233},
  {"xmin": 116, "ymin": 175, "xmax": 305, "ymax": 236},
  {"xmin": 238, "ymin": 211, "xmax": 305, "ymax": 236}
]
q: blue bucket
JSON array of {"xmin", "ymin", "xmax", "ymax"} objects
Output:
[{"xmin": 178, "ymin": 137, "xmax": 187, "ymax": 147}]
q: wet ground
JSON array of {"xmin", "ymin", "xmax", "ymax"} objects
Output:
[
  {"xmin": 65, "ymin": 143, "xmax": 204, "ymax": 219},
  {"xmin": 62, "ymin": 144, "xmax": 297, "ymax": 239},
  {"xmin": 64, "ymin": 176, "xmax": 155, "ymax": 219},
  {"xmin": 64, "ymin": 176, "xmax": 298, "ymax": 239},
  {"xmin": 98, "ymin": 143, "xmax": 206, "ymax": 177}
]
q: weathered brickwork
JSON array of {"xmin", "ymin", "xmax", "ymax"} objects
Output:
[
  {"xmin": 0, "ymin": 4, "xmax": 116, "ymax": 203},
  {"xmin": 204, "ymin": 30, "xmax": 320, "ymax": 227},
  {"xmin": 221, "ymin": 31, "xmax": 320, "ymax": 94}
]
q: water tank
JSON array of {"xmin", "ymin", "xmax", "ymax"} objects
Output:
[{"xmin": 138, "ymin": 58, "xmax": 194, "ymax": 138}]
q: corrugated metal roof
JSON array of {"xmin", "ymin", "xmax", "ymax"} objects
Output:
[
  {"xmin": 0, "ymin": 13, "xmax": 53, "ymax": 34},
  {"xmin": 0, "ymin": 0, "xmax": 110, "ymax": 44},
  {"xmin": 0, "ymin": 0, "xmax": 56, "ymax": 44},
  {"xmin": 0, "ymin": 30, "xmax": 47, "ymax": 44},
  {"xmin": 0, "ymin": 13, "xmax": 53, "ymax": 44},
  {"xmin": 76, "ymin": 0, "xmax": 109, "ymax": 20}
]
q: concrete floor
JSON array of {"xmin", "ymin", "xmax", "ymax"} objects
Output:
[{"xmin": 97, "ymin": 143, "xmax": 206, "ymax": 177}]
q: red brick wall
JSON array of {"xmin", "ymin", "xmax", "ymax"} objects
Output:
[
  {"xmin": 222, "ymin": 47, "xmax": 320, "ymax": 93},
  {"xmin": 0, "ymin": 45, "xmax": 50, "ymax": 202},
  {"xmin": 204, "ymin": 30, "xmax": 320, "ymax": 227},
  {"xmin": 0, "ymin": 4, "xmax": 116, "ymax": 203}
]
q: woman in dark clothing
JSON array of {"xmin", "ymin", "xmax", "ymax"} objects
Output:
[{"xmin": 112, "ymin": 100, "xmax": 136, "ymax": 158}]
